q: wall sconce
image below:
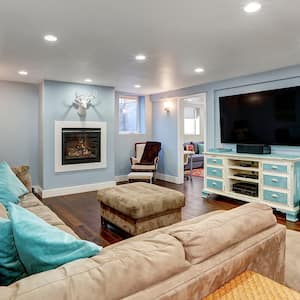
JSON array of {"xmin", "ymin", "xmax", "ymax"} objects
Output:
[{"xmin": 163, "ymin": 101, "xmax": 173, "ymax": 112}]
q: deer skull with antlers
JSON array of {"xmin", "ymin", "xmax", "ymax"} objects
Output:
[{"xmin": 73, "ymin": 92, "xmax": 96, "ymax": 116}]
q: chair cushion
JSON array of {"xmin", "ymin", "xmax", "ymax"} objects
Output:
[
  {"xmin": 131, "ymin": 164, "xmax": 156, "ymax": 171},
  {"xmin": 7, "ymin": 203, "xmax": 101, "ymax": 275},
  {"xmin": 168, "ymin": 203, "xmax": 276, "ymax": 264},
  {"xmin": 98, "ymin": 183, "xmax": 185, "ymax": 219}
]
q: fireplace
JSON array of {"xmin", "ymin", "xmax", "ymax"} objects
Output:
[
  {"xmin": 62, "ymin": 128, "xmax": 101, "ymax": 165},
  {"xmin": 55, "ymin": 121, "xmax": 107, "ymax": 172}
]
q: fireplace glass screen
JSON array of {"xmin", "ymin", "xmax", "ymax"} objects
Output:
[{"xmin": 62, "ymin": 128, "xmax": 101, "ymax": 165}]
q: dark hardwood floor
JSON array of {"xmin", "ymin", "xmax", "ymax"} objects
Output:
[{"xmin": 42, "ymin": 176, "xmax": 300, "ymax": 247}]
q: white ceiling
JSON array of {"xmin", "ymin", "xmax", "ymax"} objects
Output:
[{"xmin": 1, "ymin": 0, "xmax": 300, "ymax": 95}]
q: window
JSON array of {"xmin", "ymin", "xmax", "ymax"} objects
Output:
[
  {"xmin": 119, "ymin": 96, "xmax": 139, "ymax": 133},
  {"xmin": 184, "ymin": 106, "xmax": 200, "ymax": 135}
]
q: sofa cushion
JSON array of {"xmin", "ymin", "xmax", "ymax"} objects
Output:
[
  {"xmin": 2, "ymin": 234, "xmax": 188, "ymax": 300},
  {"xmin": 25, "ymin": 205, "xmax": 65, "ymax": 226},
  {"xmin": 19, "ymin": 193, "xmax": 43, "ymax": 209},
  {"xmin": 11, "ymin": 165, "xmax": 32, "ymax": 192},
  {"xmin": 168, "ymin": 203, "xmax": 276, "ymax": 264},
  {"xmin": 98, "ymin": 183, "xmax": 185, "ymax": 219},
  {"xmin": 7, "ymin": 203, "xmax": 101, "ymax": 276},
  {"xmin": 191, "ymin": 154, "xmax": 204, "ymax": 162}
]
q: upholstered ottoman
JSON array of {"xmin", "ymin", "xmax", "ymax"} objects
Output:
[{"xmin": 97, "ymin": 182, "xmax": 185, "ymax": 235}]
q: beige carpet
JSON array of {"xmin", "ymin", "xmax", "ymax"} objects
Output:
[{"xmin": 285, "ymin": 229, "xmax": 300, "ymax": 291}]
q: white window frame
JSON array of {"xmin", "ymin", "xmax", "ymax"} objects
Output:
[
  {"xmin": 119, "ymin": 95, "xmax": 140, "ymax": 134},
  {"xmin": 183, "ymin": 105, "xmax": 201, "ymax": 136}
]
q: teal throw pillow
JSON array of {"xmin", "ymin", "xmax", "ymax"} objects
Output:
[
  {"xmin": 198, "ymin": 144, "xmax": 204, "ymax": 154},
  {"xmin": 0, "ymin": 161, "xmax": 28, "ymax": 206},
  {"xmin": 0, "ymin": 218, "xmax": 27, "ymax": 285},
  {"xmin": 7, "ymin": 203, "xmax": 102, "ymax": 275}
]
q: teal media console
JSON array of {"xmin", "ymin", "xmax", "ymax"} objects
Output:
[{"xmin": 202, "ymin": 150, "xmax": 300, "ymax": 222}]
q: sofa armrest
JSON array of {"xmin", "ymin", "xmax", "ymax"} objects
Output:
[{"xmin": 11, "ymin": 165, "xmax": 32, "ymax": 192}]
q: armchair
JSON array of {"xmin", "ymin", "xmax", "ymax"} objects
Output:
[{"xmin": 130, "ymin": 142, "xmax": 161, "ymax": 172}]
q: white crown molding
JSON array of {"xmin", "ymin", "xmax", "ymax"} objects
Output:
[{"xmin": 42, "ymin": 181, "xmax": 116, "ymax": 198}]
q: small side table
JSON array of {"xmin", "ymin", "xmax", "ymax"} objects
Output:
[{"xmin": 184, "ymin": 150, "xmax": 195, "ymax": 180}]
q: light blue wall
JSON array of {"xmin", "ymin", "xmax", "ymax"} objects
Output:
[
  {"xmin": 151, "ymin": 65, "xmax": 300, "ymax": 177},
  {"xmin": 0, "ymin": 81, "xmax": 40, "ymax": 185},
  {"xmin": 115, "ymin": 92, "xmax": 152, "ymax": 176},
  {"xmin": 152, "ymin": 99, "xmax": 178, "ymax": 176},
  {"xmin": 42, "ymin": 80, "xmax": 115, "ymax": 189}
]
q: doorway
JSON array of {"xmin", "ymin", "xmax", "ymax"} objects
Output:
[{"xmin": 177, "ymin": 93, "xmax": 207, "ymax": 183}]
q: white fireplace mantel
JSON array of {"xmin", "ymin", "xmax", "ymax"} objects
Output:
[{"xmin": 55, "ymin": 121, "xmax": 107, "ymax": 173}]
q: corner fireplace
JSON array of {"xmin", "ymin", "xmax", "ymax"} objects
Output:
[
  {"xmin": 62, "ymin": 128, "xmax": 101, "ymax": 165},
  {"xmin": 55, "ymin": 121, "xmax": 107, "ymax": 173}
]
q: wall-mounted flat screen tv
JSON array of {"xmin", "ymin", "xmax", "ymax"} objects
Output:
[{"xmin": 219, "ymin": 86, "xmax": 300, "ymax": 146}]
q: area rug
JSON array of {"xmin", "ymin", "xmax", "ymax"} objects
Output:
[
  {"xmin": 185, "ymin": 168, "xmax": 204, "ymax": 177},
  {"xmin": 285, "ymin": 229, "xmax": 300, "ymax": 292}
]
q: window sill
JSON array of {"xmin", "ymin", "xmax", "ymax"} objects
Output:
[{"xmin": 119, "ymin": 131, "xmax": 145, "ymax": 135}]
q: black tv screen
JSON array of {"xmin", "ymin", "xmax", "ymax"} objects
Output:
[{"xmin": 219, "ymin": 86, "xmax": 300, "ymax": 146}]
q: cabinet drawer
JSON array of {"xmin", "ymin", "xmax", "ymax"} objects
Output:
[
  {"xmin": 263, "ymin": 175, "xmax": 288, "ymax": 189},
  {"xmin": 207, "ymin": 167, "xmax": 223, "ymax": 178},
  {"xmin": 263, "ymin": 163, "xmax": 288, "ymax": 173},
  {"xmin": 207, "ymin": 158, "xmax": 223, "ymax": 166},
  {"xmin": 207, "ymin": 179, "xmax": 223, "ymax": 191},
  {"xmin": 263, "ymin": 190, "xmax": 288, "ymax": 205}
]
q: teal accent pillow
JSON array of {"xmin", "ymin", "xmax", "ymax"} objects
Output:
[
  {"xmin": 198, "ymin": 144, "xmax": 204, "ymax": 154},
  {"xmin": 7, "ymin": 203, "xmax": 102, "ymax": 275},
  {"xmin": 0, "ymin": 218, "xmax": 27, "ymax": 285},
  {"xmin": 0, "ymin": 189, "xmax": 20, "ymax": 208},
  {"xmin": 0, "ymin": 161, "xmax": 28, "ymax": 206}
]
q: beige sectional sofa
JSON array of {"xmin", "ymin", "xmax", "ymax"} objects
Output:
[{"xmin": 0, "ymin": 167, "xmax": 286, "ymax": 300}]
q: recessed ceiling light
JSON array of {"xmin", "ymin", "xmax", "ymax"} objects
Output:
[
  {"xmin": 134, "ymin": 84, "xmax": 141, "ymax": 88},
  {"xmin": 194, "ymin": 67, "xmax": 205, "ymax": 73},
  {"xmin": 44, "ymin": 34, "xmax": 58, "ymax": 42},
  {"xmin": 84, "ymin": 78, "xmax": 92, "ymax": 83},
  {"xmin": 135, "ymin": 54, "xmax": 146, "ymax": 61},
  {"xmin": 244, "ymin": 2, "xmax": 262, "ymax": 13},
  {"xmin": 18, "ymin": 70, "xmax": 28, "ymax": 76}
]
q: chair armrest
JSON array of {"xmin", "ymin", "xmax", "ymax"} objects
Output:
[
  {"xmin": 130, "ymin": 157, "xmax": 138, "ymax": 165},
  {"xmin": 154, "ymin": 157, "xmax": 159, "ymax": 169}
]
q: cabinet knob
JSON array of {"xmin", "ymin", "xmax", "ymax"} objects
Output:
[
  {"xmin": 272, "ymin": 166, "xmax": 278, "ymax": 169},
  {"xmin": 272, "ymin": 194, "xmax": 278, "ymax": 198},
  {"xmin": 271, "ymin": 178, "xmax": 278, "ymax": 183}
]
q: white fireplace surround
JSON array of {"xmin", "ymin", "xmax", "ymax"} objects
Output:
[{"xmin": 55, "ymin": 121, "xmax": 107, "ymax": 172}]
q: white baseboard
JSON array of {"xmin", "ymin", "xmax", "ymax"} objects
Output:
[
  {"xmin": 156, "ymin": 173, "xmax": 182, "ymax": 184},
  {"xmin": 115, "ymin": 175, "xmax": 128, "ymax": 183},
  {"xmin": 42, "ymin": 181, "xmax": 116, "ymax": 198}
]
